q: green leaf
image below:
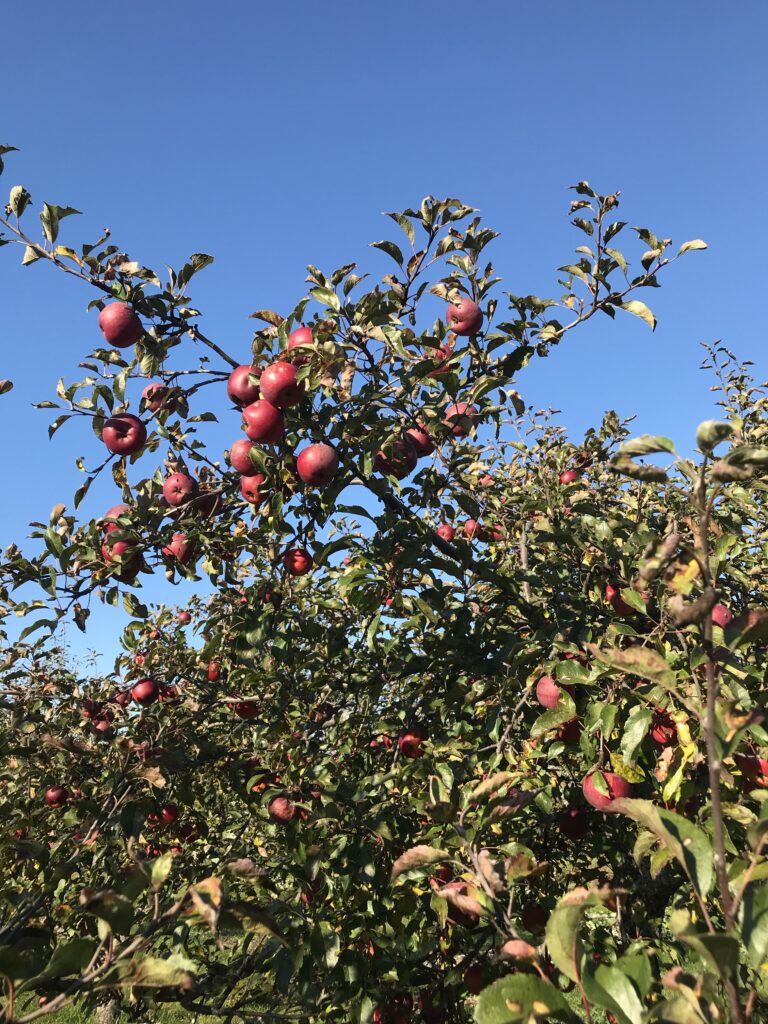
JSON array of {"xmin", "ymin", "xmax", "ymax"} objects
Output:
[
  {"xmin": 474, "ymin": 974, "xmax": 576, "ymax": 1023},
  {"xmin": 310, "ymin": 286, "xmax": 340, "ymax": 311},
  {"xmin": 726, "ymin": 445, "xmax": 768, "ymax": 468},
  {"xmin": 696, "ymin": 419, "xmax": 733, "ymax": 454},
  {"xmin": 79, "ymin": 889, "xmax": 134, "ymax": 934},
  {"xmin": 610, "ymin": 455, "xmax": 668, "ymax": 483},
  {"xmin": 106, "ymin": 953, "xmax": 196, "ymax": 989},
  {"xmin": 312, "ymin": 920, "xmax": 340, "ymax": 969},
  {"xmin": 0, "ymin": 941, "xmax": 50, "ymax": 981},
  {"xmin": 35, "ymin": 938, "xmax": 99, "ymax": 981},
  {"xmin": 8, "ymin": 185, "xmax": 31, "ymax": 218},
  {"xmin": 151, "ymin": 852, "xmax": 175, "ymax": 890},
  {"xmin": 611, "ymin": 800, "xmax": 713, "ymax": 898},
  {"xmin": 370, "ymin": 240, "xmax": 404, "ymax": 265},
  {"xmin": 589, "ymin": 645, "xmax": 677, "ymax": 689},
  {"xmin": 620, "ymin": 300, "xmax": 656, "ymax": 331},
  {"xmin": 545, "ymin": 887, "xmax": 609, "ymax": 982},
  {"xmin": 40, "ymin": 203, "xmax": 80, "ymax": 244},
  {"xmin": 618, "ymin": 434, "xmax": 675, "ymax": 457},
  {"xmin": 582, "ymin": 964, "xmax": 644, "ymax": 1024},
  {"xmin": 621, "ymin": 707, "xmax": 652, "ymax": 764},
  {"xmin": 677, "ymin": 239, "xmax": 708, "ymax": 256},
  {"xmin": 739, "ymin": 881, "xmax": 768, "ymax": 968},
  {"xmin": 391, "ymin": 845, "xmax": 450, "ymax": 880},
  {"xmin": 531, "ymin": 694, "xmax": 577, "ymax": 739},
  {"xmin": 668, "ymin": 910, "xmax": 739, "ymax": 979}
]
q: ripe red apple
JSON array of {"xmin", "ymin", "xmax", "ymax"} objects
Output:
[
  {"xmin": 81, "ymin": 698, "xmax": 102, "ymax": 719},
  {"xmin": 557, "ymin": 806, "xmax": 589, "ymax": 840},
  {"xmin": 177, "ymin": 610, "xmax": 191, "ymax": 625},
  {"xmin": 232, "ymin": 701, "xmax": 259, "ymax": 719},
  {"xmin": 436, "ymin": 524, "xmax": 456, "ymax": 542},
  {"xmin": 44, "ymin": 785, "xmax": 70, "ymax": 808},
  {"xmin": 92, "ymin": 716, "xmax": 114, "ymax": 737},
  {"xmin": 375, "ymin": 438, "xmax": 418, "ymax": 480},
  {"xmin": 712, "ymin": 603, "xmax": 733, "ymax": 628},
  {"xmin": 556, "ymin": 718, "xmax": 583, "ymax": 745},
  {"xmin": 160, "ymin": 803, "xmax": 179, "ymax": 825},
  {"xmin": 446, "ymin": 297, "xmax": 483, "ymax": 336},
  {"xmin": 605, "ymin": 584, "xmax": 640, "ymax": 616},
  {"xmin": 242, "ymin": 400, "xmax": 284, "ymax": 443},
  {"xmin": 268, "ymin": 795, "xmax": 297, "ymax": 823},
  {"xmin": 463, "ymin": 965, "xmax": 486, "ymax": 995},
  {"xmin": 405, "ymin": 425, "xmax": 435, "ymax": 457},
  {"xmin": 535, "ymin": 675, "xmax": 560, "ymax": 709},
  {"xmin": 283, "ymin": 548, "xmax": 313, "ymax": 576},
  {"xmin": 102, "ymin": 503, "xmax": 131, "ymax": 530},
  {"xmin": 162, "ymin": 472, "xmax": 198, "ymax": 507},
  {"xmin": 240, "ymin": 473, "xmax": 268, "ymax": 505},
  {"xmin": 443, "ymin": 402, "xmax": 479, "ymax": 437},
  {"xmin": 559, "ymin": 469, "xmax": 579, "ymax": 485},
  {"xmin": 287, "ymin": 325, "xmax": 314, "ymax": 364},
  {"xmin": 582, "ymin": 770, "xmax": 632, "ymax": 811},
  {"xmin": 296, "ymin": 443, "xmax": 340, "ymax": 486},
  {"xmin": 427, "ymin": 342, "xmax": 454, "ymax": 377},
  {"xmin": 227, "ymin": 365, "xmax": 261, "ymax": 406},
  {"xmin": 142, "ymin": 382, "xmax": 176, "ymax": 414},
  {"xmin": 161, "ymin": 532, "xmax": 195, "ymax": 565},
  {"xmin": 651, "ymin": 708, "xmax": 676, "ymax": 746},
  {"xmin": 113, "ymin": 689, "xmax": 131, "ymax": 708},
  {"xmin": 98, "ymin": 302, "xmax": 144, "ymax": 348},
  {"xmin": 520, "ymin": 902, "xmax": 548, "ymax": 934},
  {"xmin": 229, "ymin": 438, "xmax": 261, "ymax": 475},
  {"xmin": 259, "ymin": 362, "xmax": 306, "ymax": 408},
  {"xmin": 207, "ymin": 662, "xmax": 221, "ymax": 682},
  {"xmin": 131, "ymin": 678, "xmax": 160, "ymax": 706},
  {"xmin": 398, "ymin": 728, "xmax": 426, "ymax": 759},
  {"xmin": 102, "ymin": 414, "xmax": 147, "ymax": 456},
  {"xmin": 735, "ymin": 753, "xmax": 768, "ymax": 790},
  {"xmin": 101, "ymin": 536, "xmax": 141, "ymax": 580},
  {"xmin": 463, "ymin": 519, "xmax": 481, "ymax": 540}
]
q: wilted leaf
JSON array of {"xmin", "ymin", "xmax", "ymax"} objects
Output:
[
  {"xmin": 620, "ymin": 300, "xmax": 656, "ymax": 331},
  {"xmin": 391, "ymin": 845, "xmax": 450, "ymax": 880}
]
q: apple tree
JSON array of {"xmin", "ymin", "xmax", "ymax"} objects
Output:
[{"xmin": 2, "ymin": 143, "xmax": 768, "ymax": 1024}]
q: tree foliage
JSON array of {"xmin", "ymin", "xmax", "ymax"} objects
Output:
[{"xmin": 1, "ymin": 148, "xmax": 765, "ymax": 1023}]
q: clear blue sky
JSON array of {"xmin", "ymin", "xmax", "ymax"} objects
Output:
[{"xmin": 1, "ymin": 0, "xmax": 767, "ymax": 667}]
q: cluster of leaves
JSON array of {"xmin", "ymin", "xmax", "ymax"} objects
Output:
[{"xmin": 2, "ymin": 145, "xmax": 767, "ymax": 1024}]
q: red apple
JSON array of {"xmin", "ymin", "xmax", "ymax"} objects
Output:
[
  {"xmin": 229, "ymin": 438, "xmax": 261, "ymax": 475},
  {"xmin": 102, "ymin": 414, "xmax": 147, "ymax": 456},
  {"xmin": 582, "ymin": 770, "xmax": 632, "ymax": 811},
  {"xmin": 113, "ymin": 689, "xmax": 131, "ymax": 708},
  {"xmin": 443, "ymin": 402, "xmax": 479, "ymax": 437},
  {"xmin": 463, "ymin": 965, "xmax": 486, "ymax": 995},
  {"xmin": 556, "ymin": 718, "xmax": 583, "ymax": 745},
  {"xmin": 177, "ymin": 610, "xmax": 191, "ymax": 625},
  {"xmin": 283, "ymin": 548, "xmax": 313, "ymax": 576},
  {"xmin": 296, "ymin": 443, "xmax": 340, "ymax": 486},
  {"xmin": 232, "ymin": 701, "xmax": 259, "ymax": 719},
  {"xmin": 375, "ymin": 438, "xmax": 418, "ymax": 480},
  {"xmin": 436, "ymin": 524, "xmax": 456, "ymax": 542},
  {"xmin": 651, "ymin": 708, "xmax": 676, "ymax": 746},
  {"xmin": 446, "ymin": 298, "xmax": 483, "ymax": 336},
  {"xmin": 132, "ymin": 678, "xmax": 160, "ymax": 706},
  {"xmin": 520, "ymin": 902, "xmax": 548, "ymax": 934},
  {"xmin": 142, "ymin": 382, "xmax": 177, "ymax": 414},
  {"xmin": 81, "ymin": 698, "xmax": 102, "ymax": 719},
  {"xmin": 101, "ymin": 536, "xmax": 141, "ymax": 580},
  {"xmin": 98, "ymin": 302, "xmax": 144, "ymax": 348},
  {"xmin": 605, "ymin": 584, "xmax": 641, "ymax": 616},
  {"xmin": 287, "ymin": 325, "xmax": 314, "ymax": 364},
  {"xmin": 44, "ymin": 785, "xmax": 70, "ymax": 808},
  {"xmin": 712, "ymin": 603, "xmax": 733, "ymax": 628},
  {"xmin": 259, "ymin": 362, "xmax": 306, "ymax": 408},
  {"xmin": 207, "ymin": 662, "xmax": 221, "ymax": 683},
  {"xmin": 398, "ymin": 728, "xmax": 426, "ymax": 759},
  {"xmin": 162, "ymin": 472, "xmax": 198, "ymax": 507},
  {"xmin": 535, "ymin": 675, "xmax": 560, "ymax": 709},
  {"xmin": 735, "ymin": 753, "xmax": 768, "ymax": 790},
  {"xmin": 227, "ymin": 365, "xmax": 261, "ymax": 406},
  {"xmin": 268, "ymin": 795, "xmax": 296, "ymax": 823},
  {"xmin": 557, "ymin": 806, "xmax": 589, "ymax": 840},
  {"xmin": 559, "ymin": 469, "xmax": 579, "ymax": 485},
  {"xmin": 242, "ymin": 400, "xmax": 284, "ymax": 443},
  {"xmin": 240, "ymin": 474, "xmax": 268, "ymax": 505},
  {"xmin": 162, "ymin": 532, "xmax": 195, "ymax": 565},
  {"xmin": 405, "ymin": 425, "xmax": 435, "ymax": 457},
  {"xmin": 102, "ymin": 503, "xmax": 131, "ymax": 529},
  {"xmin": 427, "ymin": 342, "xmax": 454, "ymax": 377},
  {"xmin": 160, "ymin": 803, "xmax": 179, "ymax": 825},
  {"xmin": 463, "ymin": 519, "xmax": 481, "ymax": 540}
]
